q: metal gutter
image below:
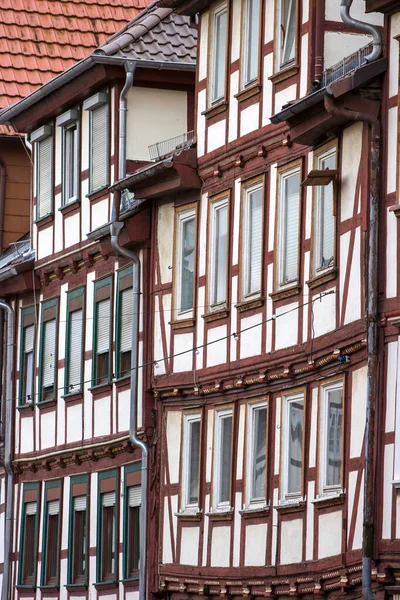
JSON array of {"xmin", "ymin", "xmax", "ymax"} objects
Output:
[
  {"xmin": 270, "ymin": 87, "xmax": 329, "ymax": 124},
  {"xmin": 111, "ymin": 157, "xmax": 173, "ymax": 192},
  {"xmin": 0, "ymin": 158, "xmax": 6, "ymax": 255}
]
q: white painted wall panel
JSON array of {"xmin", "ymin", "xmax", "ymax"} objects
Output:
[
  {"xmin": 91, "ymin": 198, "xmax": 109, "ymax": 232},
  {"xmin": 232, "ymin": 178, "xmax": 241, "ymax": 266},
  {"xmin": 240, "ymin": 313, "xmax": 262, "ymax": 358},
  {"xmin": 157, "ymin": 204, "xmax": 174, "ymax": 284},
  {"xmin": 339, "ymin": 230, "xmax": 350, "ymax": 320},
  {"xmin": 196, "ymin": 286, "xmax": 205, "ymax": 369},
  {"xmin": 274, "ymin": 398, "xmax": 281, "ymax": 475},
  {"xmin": 387, "ymin": 207, "xmax": 398, "ymax": 298},
  {"xmin": 162, "ymin": 496, "xmax": 173, "ymax": 564},
  {"xmin": 281, "ymin": 519, "xmax": 302, "ymax": 564},
  {"xmin": 207, "ymin": 325, "xmax": 227, "ymax": 367},
  {"xmin": 154, "ymin": 297, "xmax": 166, "ymax": 376},
  {"xmin": 230, "ymin": 277, "xmax": 238, "ymax": 362},
  {"xmin": 118, "ymin": 389, "xmax": 130, "ymax": 433},
  {"xmin": 266, "ymin": 263, "xmax": 273, "ymax": 353},
  {"xmin": 240, "ymin": 103, "xmax": 259, "ymax": 137},
  {"xmin": 66, "ymin": 403, "xmax": 83, "ymax": 444},
  {"xmin": 312, "ymin": 287, "xmax": 336, "ymax": 337},
  {"xmin": 233, "ymin": 492, "xmax": 242, "ymax": 566},
  {"xmin": 344, "ymin": 227, "xmax": 361, "ymax": 324},
  {"xmin": 236, "ymin": 404, "xmax": 245, "ymax": 480},
  {"xmin": 350, "ymin": 366, "xmax": 367, "ymax": 458},
  {"xmin": 64, "ymin": 213, "xmax": 80, "ymax": 248},
  {"xmin": 199, "ymin": 12, "xmax": 209, "ymax": 81},
  {"xmin": 318, "ymin": 511, "xmax": 342, "ymax": 558},
  {"xmin": 173, "ymin": 333, "xmax": 193, "ymax": 373},
  {"xmin": 37, "ymin": 225, "xmax": 53, "ymax": 260},
  {"xmin": 389, "ymin": 14, "xmax": 400, "ymax": 97},
  {"xmin": 386, "ymin": 341, "xmax": 397, "ymax": 433},
  {"xmin": 41, "ymin": 410, "xmax": 56, "ymax": 449},
  {"xmin": 211, "ymin": 526, "xmax": 230, "ymax": 566},
  {"xmin": 341, "ymin": 122, "xmax": 362, "ymax": 221},
  {"xmin": 382, "ymin": 444, "xmax": 394, "ymax": 539},
  {"xmin": 245, "ymin": 523, "xmax": 267, "ymax": 566},
  {"xmin": 262, "ymin": 53, "xmax": 274, "ymax": 126},
  {"xmin": 302, "ymin": 251, "xmax": 310, "ymax": 343},
  {"xmin": 199, "ymin": 192, "xmax": 208, "ymax": 277},
  {"xmin": 324, "ymin": 32, "xmax": 373, "ymax": 69},
  {"xmin": 228, "ymin": 71, "xmax": 239, "ymax": 142},
  {"xmin": 20, "ymin": 416, "xmax": 34, "ymax": 454},
  {"xmin": 197, "ymin": 90, "xmax": 206, "ymax": 158},
  {"xmin": 206, "ymin": 410, "xmax": 214, "ymax": 482},
  {"xmin": 207, "ymin": 119, "xmax": 226, "ymax": 153},
  {"xmin": 302, "ymin": 0, "xmax": 309, "ymax": 23},
  {"xmin": 325, "ymin": 0, "xmax": 382, "ymax": 24},
  {"xmin": 300, "ymin": 34, "xmax": 309, "ymax": 98},
  {"xmin": 167, "ymin": 410, "xmax": 182, "ymax": 484},
  {"xmin": 268, "ymin": 166, "xmax": 277, "ymax": 251},
  {"xmin": 275, "ymin": 85, "xmax": 297, "ymax": 113},
  {"xmin": 180, "ymin": 527, "xmax": 200, "ymax": 565},
  {"xmin": 387, "ymin": 107, "xmax": 398, "ymax": 194},
  {"xmin": 202, "ymin": 494, "xmax": 210, "ymax": 565},
  {"xmin": 54, "ymin": 195, "xmax": 63, "ymax": 252},
  {"xmin": 231, "ymin": 0, "xmax": 241, "ymax": 62},
  {"xmin": 306, "ymin": 481, "xmax": 315, "ymax": 560},
  {"xmin": 309, "ymin": 387, "xmax": 318, "ymax": 468},
  {"xmin": 265, "ymin": 0, "xmax": 274, "ymax": 42},
  {"xmin": 93, "ymin": 396, "xmax": 111, "ymax": 437},
  {"xmin": 275, "ymin": 302, "xmax": 298, "ymax": 350}
]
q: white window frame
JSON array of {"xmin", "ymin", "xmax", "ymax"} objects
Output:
[
  {"xmin": 319, "ymin": 380, "xmax": 344, "ymax": 495},
  {"xmin": 57, "ymin": 109, "xmax": 80, "ymax": 206},
  {"xmin": 281, "ymin": 391, "xmax": 305, "ymax": 501},
  {"xmin": 313, "ymin": 147, "xmax": 337, "ymax": 275},
  {"xmin": 277, "ymin": 165, "xmax": 301, "ymax": 290},
  {"xmin": 182, "ymin": 413, "xmax": 201, "ymax": 511},
  {"xmin": 32, "ymin": 124, "xmax": 53, "ymax": 220},
  {"xmin": 241, "ymin": 180, "xmax": 263, "ymax": 300},
  {"xmin": 209, "ymin": 2, "xmax": 228, "ymax": 106},
  {"xmin": 83, "ymin": 92, "xmax": 109, "ymax": 194},
  {"xmin": 246, "ymin": 400, "xmax": 268, "ymax": 508},
  {"xmin": 241, "ymin": 0, "xmax": 261, "ymax": 88},
  {"xmin": 277, "ymin": 0, "xmax": 297, "ymax": 70},
  {"xmin": 208, "ymin": 195, "xmax": 229, "ymax": 311},
  {"xmin": 213, "ymin": 408, "xmax": 233, "ymax": 511},
  {"xmin": 174, "ymin": 207, "xmax": 196, "ymax": 320}
]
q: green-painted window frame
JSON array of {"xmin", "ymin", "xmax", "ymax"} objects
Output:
[
  {"xmin": 96, "ymin": 468, "xmax": 119, "ymax": 583},
  {"xmin": 115, "ymin": 265, "xmax": 133, "ymax": 380},
  {"xmin": 123, "ymin": 461, "xmax": 141, "ymax": 581},
  {"xmin": 18, "ymin": 305, "xmax": 36, "ymax": 407},
  {"xmin": 40, "ymin": 479, "xmax": 62, "ymax": 588},
  {"xmin": 64, "ymin": 287, "xmax": 85, "ymax": 395},
  {"xmin": 92, "ymin": 276, "xmax": 113, "ymax": 388},
  {"xmin": 38, "ymin": 297, "xmax": 59, "ymax": 404},
  {"xmin": 67, "ymin": 474, "xmax": 89, "ymax": 586},
  {"xmin": 88, "ymin": 96, "xmax": 109, "ymax": 195},
  {"xmin": 18, "ymin": 481, "xmax": 40, "ymax": 588}
]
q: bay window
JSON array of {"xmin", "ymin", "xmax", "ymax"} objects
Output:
[
  {"xmin": 174, "ymin": 206, "xmax": 196, "ymax": 319},
  {"xmin": 247, "ymin": 401, "xmax": 267, "ymax": 505},
  {"xmin": 210, "ymin": 3, "xmax": 228, "ymax": 105},
  {"xmin": 319, "ymin": 381, "xmax": 343, "ymax": 493},
  {"xmin": 19, "ymin": 306, "xmax": 35, "ymax": 406},
  {"xmin": 213, "ymin": 408, "xmax": 233, "ymax": 509},
  {"xmin": 32, "ymin": 124, "xmax": 53, "ymax": 220},
  {"xmin": 92, "ymin": 277, "xmax": 112, "ymax": 387},
  {"xmin": 39, "ymin": 297, "xmax": 58, "ymax": 403},
  {"xmin": 182, "ymin": 413, "xmax": 201, "ymax": 510},
  {"xmin": 116, "ymin": 266, "xmax": 133, "ymax": 378},
  {"xmin": 208, "ymin": 195, "xmax": 229, "ymax": 310},
  {"xmin": 242, "ymin": 180, "xmax": 263, "ymax": 299},
  {"xmin": 242, "ymin": 0, "xmax": 260, "ymax": 87},
  {"xmin": 282, "ymin": 392, "xmax": 305, "ymax": 500},
  {"xmin": 277, "ymin": 165, "xmax": 301, "ymax": 290}
]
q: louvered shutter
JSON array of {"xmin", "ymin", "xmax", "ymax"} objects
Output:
[
  {"xmin": 90, "ymin": 104, "xmax": 108, "ymax": 192},
  {"xmin": 68, "ymin": 309, "xmax": 83, "ymax": 390},
  {"xmin": 128, "ymin": 486, "xmax": 141, "ymax": 508},
  {"xmin": 38, "ymin": 136, "xmax": 52, "ymax": 218},
  {"xmin": 97, "ymin": 299, "xmax": 110, "ymax": 354},
  {"xmin": 26, "ymin": 502, "xmax": 37, "ymax": 515},
  {"xmin": 74, "ymin": 496, "xmax": 86, "ymax": 512},
  {"xmin": 102, "ymin": 491, "xmax": 116, "ymax": 507},
  {"xmin": 43, "ymin": 319, "xmax": 56, "ymax": 387},
  {"xmin": 282, "ymin": 173, "xmax": 300, "ymax": 285},
  {"xmin": 120, "ymin": 289, "xmax": 132, "ymax": 353},
  {"xmin": 48, "ymin": 500, "xmax": 59, "ymax": 516},
  {"xmin": 24, "ymin": 325, "xmax": 34, "ymax": 353},
  {"xmin": 248, "ymin": 188, "xmax": 262, "ymax": 295}
]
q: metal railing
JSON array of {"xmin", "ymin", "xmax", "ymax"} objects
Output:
[
  {"xmin": 322, "ymin": 42, "xmax": 373, "ymax": 87},
  {"xmin": 148, "ymin": 130, "xmax": 194, "ymax": 161}
]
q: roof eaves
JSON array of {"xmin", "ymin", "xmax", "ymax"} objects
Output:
[{"xmin": 111, "ymin": 157, "xmax": 174, "ymax": 192}]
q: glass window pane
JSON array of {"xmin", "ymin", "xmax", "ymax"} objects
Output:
[
  {"xmin": 188, "ymin": 419, "xmax": 200, "ymax": 504},
  {"xmin": 245, "ymin": 0, "xmax": 260, "ymax": 84},
  {"xmin": 317, "ymin": 153, "xmax": 336, "ymax": 270},
  {"xmin": 251, "ymin": 406, "xmax": 267, "ymax": 499},
  {"xmin": 213, "ymin": 204, "xmax": 228, "ymax": 305},
  {"xmin": 281, "ymin": 0, "xmax": 296, "ymax": 65},
  {"xmin": 246, "ymin": 187, "xmax": 263, "ymax": 295},
  {"xmin": 326, "ymin": 388, "xmax": 343, "ymax": 487},
  {"xmin": 287, "ymin": 399, "xmax": 303, "ymax": 495},
  {"xmin": 180, "ymin": 216, "xmax": 195, "ymax": 312},
  {"xmin": 281, "ymin": 172, "xmax": 300, "ymax": 285},
  {"xmin": 219, "ymin": 415, "xmax": 232, "ymax": 503},
  {"xmin": 25, "ymin": 351, "xmax": 34, "ymax": 403},
  {"xmin": 213, "ymin": 10, "xmax": 227, "ymax": 101}
]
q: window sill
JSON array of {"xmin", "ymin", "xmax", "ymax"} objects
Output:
[
  {"xmin": 170, "ymin": 317, "xmax": 196, "ymax": 330},
  {"xmin": 62, "ymin": 390, "xmax": 83, "ymax": 403},
  {"xmin": 37, "ymin": 398, "xmax": 57, "ymax": 409},
  {"xmin": 86, "ymin": 185, "xmax": 109, "ymax": 202},
  {"xmin": 269, "ymin": 63, "xmax": 299, "ymax": 85},
  {"xmin": 234, "ymin": 83, "xmax": 262, "ymax": 103},
  {"xmin": 202, "ymin": 101, "xmax": 228, "ymax": 120},
  {"xmin": 38, "ymin": 585, "xmax": 60, "ymax": 590},
  {"xmin": 202, "ymin": 308, "xmax": 229, "ymax": 322},
  {"xmin": 89, "ymin": 382, "xmax": 112, "ymax": 394},
  {"xmin": 274, "ymin": 497, "xmax": 306, "ymax": 514},
  {"xmin": 65, "ymin": 583, "xmax": 88, "ymax": 591},
  {"xmin": 206, "ymin": 507, "xmax": 234, "ymax": 521},
  {"xmin": 17, "ymin": 403, "xmax": 34, "ymax": 412},
  {"xmin": 34, "ymin": 212, "xmax": 54, "ymax": 227},
  {"xmin": 392, "ymin": 480, "xmax": 400, "ymax": 489},
  {"xmin": 312, "ymin": 490, "xmax": 345, "ymax": 508},
  {"xmin": 113, "ymin": 375, "xmax": 131, "ymax": 387},
  {"xmin": 59, "ymin": 199, "xmax": 80, "ymax": 215},
  {"xmin": 175, "ymin": 508, "xmax": 202, "ymax": 521},
  {"xmin": 270, "ymin": 285, "xmax": 301, "ymax": 302},
  {"xmin": 236, "ymin": 297, "xmax": 264, "ymax": 313},
  {"xmin": 93, "ymin": 581, "xmax": 119, "ymax": 590},
  {"xmin": 239, "ymin": 504, "xmax": 270, "ymax": 518},
  {"xmin": 16, "ymin": 584, "xmax": 37, "ymax": 590},
  {"xmin": 122, "ymin": 577, "xmax": 139, "ymax": 587},
  {"xmin": 306, "ymin": 268, "xmax": 337, "ymax": 290}
]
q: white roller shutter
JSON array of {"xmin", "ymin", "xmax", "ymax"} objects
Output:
[
  {"xmin": 68, "ymin": 309, "xmax": 83, "ymax": 389},
  {"xmin": 90, "ymin": 104, "xmax": 108, "ymax": 192},
  {"xmin": 97, "ymin": 299, "xmax": 110, "ymax": 354},
  {"xmin": 248, "ymin": 187, "xmax": 262, "ymax": 294},
  {"xmin": 120, "ymin": 289, "xmax": 133, "ymax": 353},
  {"xmin": 48, "ymin": 500, "xmax": 59, "ymax": 515},
  {"xmin": 26, "ymin": 502, "xmax": 37, "ymax": 515},
  {"xmin": 74, "ymin": 496, "xmax": 86, "ymax": 512},
  {"xmin": 43, "ymin": 319, "xmax": 56, "ymax": 387},
  {"xmin": 37, "ymin": 136, "xmax": 52, "ymax": 218},
  {"xmin": 128, "ymin": 486, "xmax": 141, "ymax": 508},
  {"xmin": 24, "ymin": 325, "xmax": 34, "ymax": 353},
  {"xmin": 282, "ymin": 172, "xmax": 300, "ymax": 285},
  {"xmin": 102, "ymin": 491, "xmax": 115, "ymax": 507}
]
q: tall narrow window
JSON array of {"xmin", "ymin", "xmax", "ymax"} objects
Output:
[
  {"xmin": 65, "ymin": 288, "xmax": 84, "ymax": 394},
  {"xmin": 314, "ymin": 149, "xmax": 336, "ymax": 273},
  {"xmin": 279, "ymin": 0, "xmax": 296, "ymax": 67},
  {"xmin": 210, "ymin": 4, "xmax": 228, "ymax": 104},
  {"xmin": 124, "ymin": 463, "xmax": 141, "ymax": 580},
  {"xmin": 242, "ymin": 0, "xmax": 260, "ymax": 87},
  {"xmin": 98, "ymin": 470, "xmax": 118, "ymax": 583},
  {"xmin": 18, "ymin": 483, "xmax": 40, "ymax": 586},
  {"xmin": 282, "ymin": 392, "xmax": 304, "ymax": 499},
  {"xmin": 277, "ymin": 166, "xmax": 301, "ymax": 289},
  {"xmin": 174, "ymin": 207, "xmax": 196, "ymax": 319},
  {"xmin": 214, "ymin": 409, "xmax": 233, "ymax": 509},
  {"xmin": 116, "ymin": 267, "xmax": 133, "ymax": 379},
  {"xmin": 320, "ymin": 381, "xmax": 343, "ymax": 492},
  {"xmin": 19, "ymin": 306, "xmax": 36, "ymax": 406},
  {"xmin": 93, "ymin": 277, "xmax": 112, "ymax": 387},
  {"xmin": 247, "ymin": 402, "xmax": 267, "ymax": 504},
  {"xmin": 32, "ymin": 124, "xmax": 53, "ymax": 219},
  {"xmin": 57, "ymin": 109, "xmax": 80, "ymax": 205},
  {"xmin": 68, "ymin": 476, "xmax": 88, "ymax": 585},
  {"xmin": 39, "ymin": 298, "xmax": 58, "ymax": 403},
  {"xmin": 182, "ymin": 414, "xmax": 201, "ymax": 510},
  {"xmin": 209, "ymin": 196, "xmax": 229, "ymax": 309},
  {"xmin": 242, "ymin": 181, "xmax": 263, "ymax": 299},
  {"xmin": 41, "ymin": 481, "xmax": 61, "ymax": 587},
  {"xmin": 84, "ymin": 92, "xmax": 109, "ymax": 193}
]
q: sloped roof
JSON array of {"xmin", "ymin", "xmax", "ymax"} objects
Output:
[{"xmin": 0, "ymin": 0, "xmax": 151, "ymax": 134}]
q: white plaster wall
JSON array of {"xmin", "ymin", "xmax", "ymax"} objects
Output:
[
  {"xmin": 387, "ymin": 106, "xmax": 398, "ymax": 195},
  {"xmin": 167, "ymin": 410, "xmax": 182, "ymax": 484},
  {"xmin": 318, "ymin": 511, "xmax": 342, "ymax": 558},
  {"xmin": 202, "ymin": 494, "xmax": 210, "ymax": 565},
  {"xmin": 126, "ymin": 87, "xmax": 188, "ymax": 161},
  {"xmin": 180, "ymin": 527, "xmax": 200, "ymax": 565},
  {"xmin": 325, "ymin": 0, "xmax": 383, "ymax": 24},
  {"xmin": 236, "ymin": 404, "xmax": 246, "ymax": 480},
  {"xmin": 93, "ymin": 396, "xmax": 111, "ymax": 437},
  {"xmin": 348, "ymin": 470, "xmax": 363, "ymax": 549},
  {"xmin": 245, "ymin": 523, "xmax": 267, "ymax": 566},
  {"xmin": 341, "ymin": 122, "xmax": 363, "ymax": 221},
  {"xmin": 207, "ymin": 325, "xmax": 227, "ymax": 367},
  {"xmin": 231, "ymin": 0, "xmax": 241, "ymax": 62},
  {"xmin": 306, "ymin": 481, "xmax": 315, "ymax": 560},
  {"xmin": 275, "ymin": 302, "xmax": 298, "ymax": 350},
  {"xmin": 312, "ymin": 287, "xmax": 336, "ymax": 337},
  {"xmin": 268, "ymin": 165, "xmax": 277, "ymax": 251},
  {"xmin": 118, "ymin": 389, "xmax": 130, "ymax": 433},
  {"xmin": 20, "ymin": 416, "xmax": 34, "ymax": 454},
  {"xmin": 230, "ymin": 276, "xmax": 238, "ymax": 362},
  {"xmin": 37, "ymin": 225, "xmax": 53, "ymax": 260},
  {"xmin": 198, "ymin": 12, "xmax": 209, "ymax": 81},
  {"xmin": 280, "ymin": 519, "xmax": 302, "ymax": 564},
  {"xmin": 64, "ymin": 213, "xmax": 80, "ymax": 248},
  {"xmin": 262, "ymin": 53, "xmax": 274, "ymax": 126},
  {"xmin": 383, "ymin": 443, "xmax": 394, "ymax": 538},
  {"xmin": 198, "ymin": 192, "xmax": 208, "ymax": 277},
  {"xmin": 350, "ymin": 366, "xmax": 367, "ymax": 458},
  {"xmin": 265, "ymin": 0, "xmax": 274, "ymax": 42},
  {"xmin": 41, "ymin": 410, "xmax": 56, "ymax": 449},
  {"xmin": 196, "ymin": 286, "xmax": 205, "ymax": 369},
  {"xmin": 66, "ymin": 403, "xmax": 83, "ymax": 444},
  {"xmin": 228, "ymin": 71, "xmax": 239, "ymax": 142},
  {"xmin": 162, "ymin": 496, "xmax": 173, "ymax": 564},
  {"xmin": 309, "ymin": 387, "xmax": 318, "ymax": 468},
  {"xmin": 207, "ymin": 119, "xmax": 226, "ymax": 153},
  {"xmin": 386, "ymin": 207, "xmax": 397, "ymax": 299},
  {"xmin": 233, "ymin": 492, "xmax": 242, "ymax": 566},
  {"xmin": 274, "ymin": 85, "xmax": 297, "ymax": 113},
  {"xmin": 154, "ymin": 296, "xmax": 167, "ymax": 375},
  {"xmin": 91, "ymin": 197, "xmax": 109, "ymax": 232},
  {"xmin": 386, "ymin": 341, "xmax": 397, "ymax": 433},
  {"xmin": 54, "ymin": 194, "xmax": 63, "ymax": 253},
  {"xmin": 324, "ymin": 32, "xmax": 374, "ymax": 69},
  {"xmin": 211, "ymin": 526, "xmax": 230, "ymax": 567},
  {"xmin": 206, "ymin": 410, "xmax": 214, "ymax": 482},
  {"xmin": 240, "ymin": 103, "xmax": 259, "ymax": 137},
  {"xmin": 240, "ymin": 313, "xmax": 262, "ymax": 358},
  {"xmin": 344, "ymin": 228, "xmax": 361, "ymax": 324},
  {"xmin": 300, "ymin": 34, "xmax": 309, "ymax": 98},
  {"xmin": 389, "ymin": 14, "xmax": 400, "ymax": 98},
  {"xmin": 266, "ymin": 263, "xmax": 273, "ymax": 353},
  {"xmin": 197, "ymin": 90, "xmax": 206, "ymax": 158},
  {"xmin": 157, "ymin": 203, "xmax": 174, "ymax": 284}
]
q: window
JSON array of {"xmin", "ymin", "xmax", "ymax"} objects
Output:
[
  {"xmin": 320, "ymin": 381, "xmax": 343, "ymax": 493},
  {"xmin": 116, "ymin": 267, "xmax": 133, "ymax": 379},
  {"xmin": 65, "ymin": 288, "xmax": 84, "ymax": 394},
  {"xmin": 210, "ymin": 4, "xmax": 228, "ymax": 105},
  {"xmin": 278, "ymin": 0, "xmax": 297, "ymax": 68},
  {"xmin": 92, "ymin": 277, "xmax": 112, "ymax": 387},
  {"xmin": 208, "ymin": 195, "xmax": 229, "ymax": 310},
  {"xmin": 38, "ymin": 298, "xmax": 58, "ymax": 403},
  {"xmin": 182, "ymin": 413, "xmax": 201, "ymax": 510},
  {"xmin": 247, "ymin": 402, "xmax": 267, "ymax": 505},
  {"xmin": 68, "ymin": 476, "xmax": 88, "ymax": 585},
  {"xmin": 32, "ymin": 125, "xmax": 53, "ymax": 220},
  {"xmin": 242, "ymin": 0, "xmax": 260, "ymax": 87},
  {"xmin": 18, "ymin": 483, "xmax": 40, "ymax": 586},
  {"xmin": 57, "ymin": 109, "xmax": 80, "ymax": 205},
  {"xmin": 84, "ymin": 92, "xmax": 109, "ymax": 193},
  {"xmin": 19, "ymin": 306, "xmax": 36, "ymax": 406},
  {"xmin": 124, "ymin": 463, "xmax": 141, "ymax": 580},
  {"xmin": 174, "ymin": 206, "xmax": 196, "ymax": 319},
  {"xmin": 97, "ymin": 470, "xmax": 118, "ymax": 583},
  {"xmin": 282, "ymin": 392, "xmax": 305, "ymax": 499},
  {"xmin": 277, "ymin": 165, "xmax": 301, "ymax": 289},
  {"xmin": 213, "ymin": 408, "xmax": 233, "ymax": 509},
  {"xmin": 41, "ymin": 481, "xmax": 62, "ymax": 587},
  {"xmin": 241, "ymin": 180, "xmax": 263, "ymax": 299},
  {"xmin": 313, "ymin": 148, "xmax": 337, "ymax": 273}
]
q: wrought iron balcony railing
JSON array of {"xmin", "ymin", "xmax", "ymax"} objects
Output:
[{"xmin": 148, "ymin": 130, "xmax": 194, "ymax": 161}]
